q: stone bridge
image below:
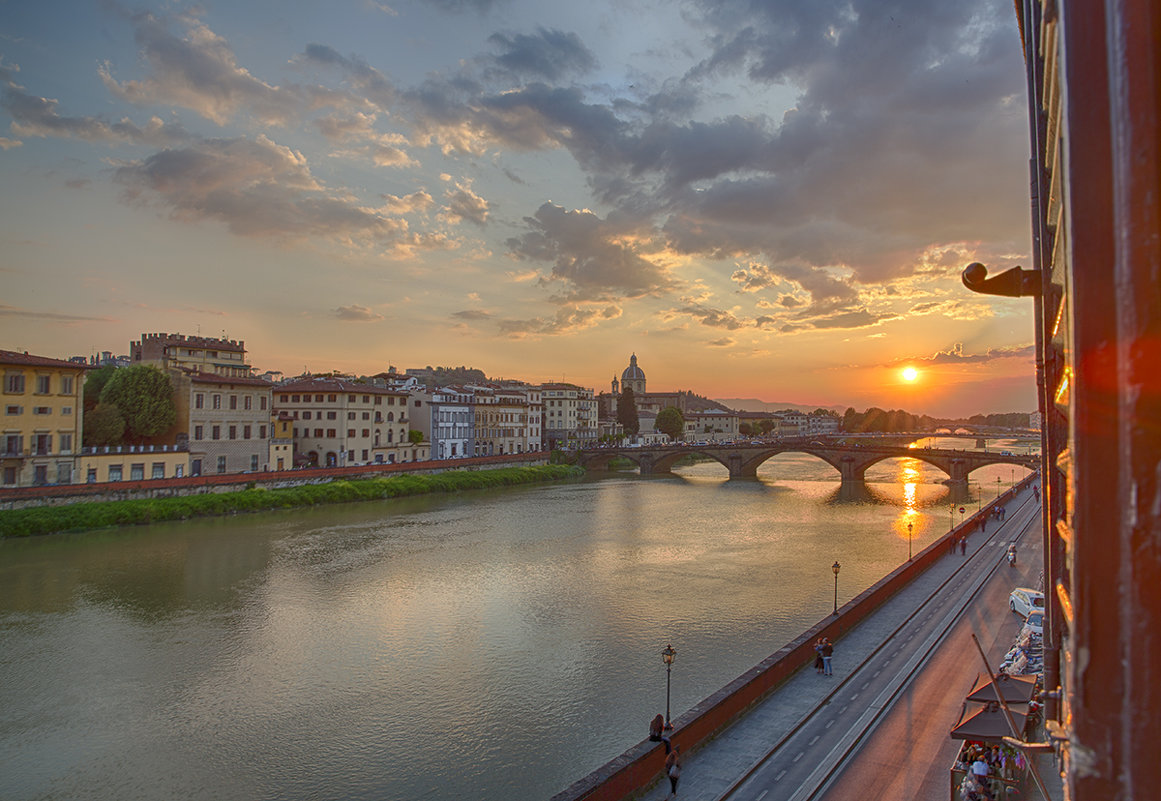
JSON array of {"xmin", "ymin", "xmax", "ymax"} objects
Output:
[{"xmin": 575, "ymin": 440, "xmax": 1040, "ymax": 484}]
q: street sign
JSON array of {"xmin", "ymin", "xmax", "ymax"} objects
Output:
[{"xmin": 959, "ymin": 507, "xmax": 965, "ymax": 514}]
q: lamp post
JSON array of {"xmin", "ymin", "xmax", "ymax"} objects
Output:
[
  {"xmin": 661, "ymin": 644, "xmax": 676, "ymax": 729},
  {"xmin": 907, "ymin": 521, "xmax": 913, "ymax": 561},
  {"xmin": 832, "ymin": 561, "xmax": 841, "ymax": 615},
  {"xmin": 949, "ymin": 504, "xmax": 955, "ymax": 531},
  {"xmin": 996, "ymin": 476, "xmax": 1001, "ymax": 499}
]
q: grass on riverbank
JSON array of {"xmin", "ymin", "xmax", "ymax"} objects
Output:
[{"xmin": 0, "ymin": 465, "xmax": 586, "ymax": 538}]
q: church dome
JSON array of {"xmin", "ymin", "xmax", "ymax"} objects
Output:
[{"xmin": 621, "ymin": 353, "xmax": 645, "ymax": 382}]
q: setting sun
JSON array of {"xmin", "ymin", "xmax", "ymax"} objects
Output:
[{"xmin": 902, "ymin": 366, "xmax": 919, "ymax": 382}]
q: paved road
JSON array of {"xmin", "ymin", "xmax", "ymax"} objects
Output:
[{"xmin": 636, "ymin": 485, "xmax": 1058, "ymax": 801}]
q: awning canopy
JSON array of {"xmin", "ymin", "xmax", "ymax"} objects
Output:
[
  {"xmin": 950, "ymin": 700, "xmax": 1029, "ymax": 741},
  {"xmin": 965, "ymin": 672, "xmax": 1037, "ymax": 705}
]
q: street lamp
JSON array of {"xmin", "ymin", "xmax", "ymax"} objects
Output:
[
  {"xmin": 832, "ymin": 561, "xmax": 841, "ymax": 615},
  {"xmin": 996, "ymin": 476, "xmax": 1001, "ymax": 499},
  {"xmin": 661, "ymin": 644, "xmax": 676, "ymax": 729},
  {"xmin": 907, "ymin": 521, "xmax": 913, "ymax": 561}
]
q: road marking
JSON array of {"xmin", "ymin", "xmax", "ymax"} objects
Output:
[
  {"xmin": 850, "ymin": 693, "xmax": 859, "ymax": 700},
  {"xmin": 825, "ymin": 719, "xmax": 835, "ymax": 728},
  {"xmin": 793, "ymin": 751, "xmax": 804, "ymax": 763},
  {"xmin": 774, "ymin": 771, "xmax": 786, "ymax": 782},
  {"xmin": 810, "ymin": 735, "xmax": 820, "ymax": 746},
  {"xmin": 861, "ymin": 681, "xmax": 870, "ymax": 689},
  {"xmin": 758, "ymin": 790, "xmax": 770, "ymax": 800},
  {"xmin": 873, "ymin": 669, "xmax": 881, "ymax": 677},
  {"xmin": 840, "ymin": 705, "xmax": 848, "ymax": 714}
]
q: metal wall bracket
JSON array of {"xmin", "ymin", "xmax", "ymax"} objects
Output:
[{"xmin": 961, "ymin": 262, "xmax": 1042, "ymax": 297}]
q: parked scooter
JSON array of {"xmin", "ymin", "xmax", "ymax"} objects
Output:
[{"xmin": 1007, "ymin": 544, "xmax": 1017, "ymax": 566}]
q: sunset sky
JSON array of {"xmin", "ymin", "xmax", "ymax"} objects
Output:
[{"xmin": 0, "ymin": 0, "xmax": 1037, "ymax": 418}]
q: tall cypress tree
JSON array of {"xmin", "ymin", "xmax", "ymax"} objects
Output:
[{"xmin": 617, "ymin": 387, "xmax": 640, "ymax": 437}]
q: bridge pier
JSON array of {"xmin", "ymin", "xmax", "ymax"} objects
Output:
[
  {"xmin": 838, "ymin": 456, "xmax": 866, "ymax": 483},
  {"xmin": 725, "ymin": 454, "xmax": 758, "ymax": 479},
  {"xmin": 946, "ymin": 460, "xmax": 969, "ymax": 485}
]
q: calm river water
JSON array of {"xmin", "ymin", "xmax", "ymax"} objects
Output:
[{"xmin": 0, "ymin": 439, "xmax": 1032, "ymax": 800}]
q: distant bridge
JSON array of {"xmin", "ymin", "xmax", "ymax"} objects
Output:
[{"xmin": 575, "ymin": 440, "xmax": 1040, "ymax": 484}]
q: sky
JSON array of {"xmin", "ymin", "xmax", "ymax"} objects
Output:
[{"xmin": 0, "ymin": 0, "xmax": 1037, "ymax": 418}]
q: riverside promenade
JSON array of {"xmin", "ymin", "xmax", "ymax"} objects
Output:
[{"xmin": 554, "ymin": 480, "xmax": 1063, "ymax": 801}]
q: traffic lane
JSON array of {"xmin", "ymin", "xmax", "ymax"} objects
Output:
[
  {"xmin": 815, "ymin": 536, "xmax": 1043, "ymax": 801},
  {"xmin": 734, "ymin": 541, "xmax": 1002, "ymax": 798}
]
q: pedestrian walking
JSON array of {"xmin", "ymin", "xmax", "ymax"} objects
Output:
[
  {"xmin": 665, "ymin": 745, "xmax": 682, "ymax": 798},
  {"xmin": 821, "ymin": 638, "xmax": 834, "ymax": 676},
  {"xmin": 981, "ymin": 518, "xmax": 986, "ymax": 533},
  {"xmin": 961, "ymin": 537, "xmax": 967, "ymax": 555},
  {"xmin": 814, "ymin": 637, "xmax": 825, "ymax": 674}
]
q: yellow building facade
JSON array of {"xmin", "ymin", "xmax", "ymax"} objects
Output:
[{"xmin": 1, "ymin": 350, "xmax": 87, "ymax": 487}]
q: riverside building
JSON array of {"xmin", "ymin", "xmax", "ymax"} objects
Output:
[{"xmin": 1, "ymin": 349, "xmax": 87, "ymax": 487}]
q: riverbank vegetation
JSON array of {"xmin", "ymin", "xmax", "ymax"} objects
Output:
[{"xmin": 0, "ymin": 465, "xmax": 586, "ymax": 538}]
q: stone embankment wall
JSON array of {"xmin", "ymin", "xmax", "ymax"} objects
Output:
[
  {"xmin": 0, "ymin": 452, "xmax": 550, "ymax": 510},
  {"xmin": 551, "ymin": 476, "xmax": 1036, "ymax": 801}
]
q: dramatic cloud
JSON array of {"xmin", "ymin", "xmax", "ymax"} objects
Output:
[
  {"xmin": 113, "ymin": 135, "xmax": 409, "ymax": 245},
  {"xmin": 443, "ymin": 181, "xmax": 490, "ymax": 226},
  {"xmin": 2, "ymin": 82, "xmax": 190, "ymax": 145},
  {"xmin": 487, "ymin": 28, "xmax": 597, "ymax": 81},
  {"xmin": 333, "ymin": 304, "xmax": 384, "ymax": 321},
  {"xmin": 907, "ymin": 342, "xmax": 1036, "ymax": 365},
  {"xmin": 506, "ymin": 203, "xmax": 676, "ymax": 300}
]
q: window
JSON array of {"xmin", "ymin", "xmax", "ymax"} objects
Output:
[
  {"xmin": 60, "ymin": 376, "xmax": 74, "ymax": 394},
  {"xmin": 33, "ymin": 407, "xmax": 51, "ymax": 415},
  {"xmin": 329, "ymin": 394, "xmax": 337, "ymax": 402},
  {"xmin": 347, "ymin": 450, "xmax": 354, "ymax": 462},
  {"xmin": 212, "ymin": 425, "xmax": 221, "ymax": 440},
  {"xmin": 260, "ymin": 396, "xmax": 267, "ymax": 410},
  {"xmin": 109, "ymin": 464, "xmax": 123, "ymax": 482},
  {"xmin": 5, "ymin": 374, "xmax": 25, "ymax": 393},
  {"xmin": 244, "ymin": 395, "xmax": 252, "ymax": 410},
  {"xmin": 86, "ymin": 467, "xmax": 97, "ymax": 483},
  {"xmin": 280, "ymin": 394, "xmax": 289, "ymax": 403},
  {"xmin": 361, "ymin": 449, "xmax": 368, "ymax": 461},
  {"xmin": 5, "ymin": 405, "xmax": 21, "ymax": 415},
  {"xmin": 195, "ymin": 393, "xmax": 204, "ymax": 409},
  {"xmin": 33, "ymin": 465, "xmax": 47, "ymax": 485},
  {"xmin": 348, "ymin": 429, "xmax": 356, "ymax": 437},
  {"xmin": 326, "ymin": 429, "xmax": 336, "ymax": 438},
  {"xmin": 259, "ymin": 425, "xmax": 266, "ymax": 438},
  {"xmin": 152, "ymin": 462, "xmax": 165, "ymax": 479},
  {"xmin": 315, "ymin": 394, "xmax": 324, "ymax": 402},
  {"xmin": 327, "ymin": 411, "xmax": 337, "ymax": 420},
  {"xmin": 175, "ymin": 465, "xmax": 184, "ymax": 478},
  {"xmin": 291, "ymin": 394, "xmax": 300, "ymax": 402},
  {"xmin": 4, "ymin": 434, "xmax": 22, "ymax": 455},
  {"xmin": 314, "ymin": 428, "xmax": 323, "ymax": 437},
  {"xmin": 303, "ymin": 411, "xmax": 313, "ymax": 420},
  {"xmin": 33, "ymin": 434, "xmax": 51, "ymax": 455},
  {"xmin": 349, "ymin": 395, "xmax": 356, "ymax": 402},
  {"xmin": 348, "ymin": 412, "xmax": 356, "ymax": 420},
  {"xmin": 130, "ymin": 463, "xmax": 145, "ymax": 481},
  {"xmin": 61, "ymin": 406, "xmax": 72, "ymax": 415},
  {"xmin": 362, "ymin": 412, "xmax": 370, "ymax": 420},
  {"xmin": 36, "ymin": 375, "xmax": 51, "ymax": 394},
  {"xmin": 212, "ymin": 394, "xmax": 222, "ymax": 409},
  {"xmin": 229, "ymin": 426, "xmax": 237, "ymax": 440},
  {"xmin": 362, "ymin": 395, "xmax": 370, "ymax": 403},
  {"xmin": 250, "ymin": 454, "xmax": 259, "ymax": 472},
  {"xmin": 191, "ymin": 459, "xmax": 202, "ymax": 476},
  {"xmin": 362, "ymin": 429, "xmax": 370, "ymax": 438},
  {"xmin": 243, "ymin": 425, "xmax": 251, "ymax": 439},
  {"xmin": 229, "ymin": 395, "xmax": 237, "ymax": 410},
  {"xmin": 217, "ymin": 455, "xmax": 227, "ymax": 474},
  {"xmin": 194, "ymin": 425, "xmax": 203, "ymax": 440},
  {"xmin": 59, "ymin": 433, "xmax": 72, "ymax": 453}
]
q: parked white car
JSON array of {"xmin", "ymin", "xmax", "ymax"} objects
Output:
[
  {"xmin": 1021, "ymin": 610, "xmax": 1044, "ymax": 636},
  {"xmin": 1009, "ymin": 588, "xmax": 1045, "ymax": 618}
]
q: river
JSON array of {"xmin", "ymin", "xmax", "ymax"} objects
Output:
[{"xmin": 0, "ymin": 438, "xmax": 1034, "ymax": 800}]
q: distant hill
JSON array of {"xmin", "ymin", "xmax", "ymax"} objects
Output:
[{"xmin": 715, "ymin": 398, "xmax": 847, "ymax": 414}]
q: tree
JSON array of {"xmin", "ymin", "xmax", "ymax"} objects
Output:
[
  {"xmin": 99, "ymin": 365, "xmax": 177, "ymax": 442},
  {"xmin": 655, "ymin": 406, "xmax": 685, "ymax": 442},
  {"xmin": 84, "ymin": 402, "xmax": 126, "ymax": 447},
  {"xmin": 83, "ymin": 365, "xmax": 118, "ymax": 412},
  {"xmin": 617, "ymin": 387, "xmax": 640, "ymax": 436},
  {"xmin": 408, "ymin": 429, "xmax": 424, "ymax": 445}
]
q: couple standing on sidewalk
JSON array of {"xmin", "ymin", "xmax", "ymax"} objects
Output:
[{"xmin": 814, "ymin": 637, "xmax": 835, "ymax": 676}]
